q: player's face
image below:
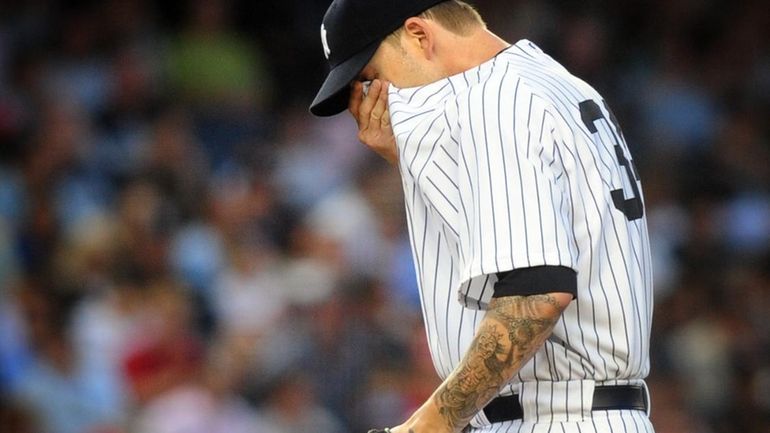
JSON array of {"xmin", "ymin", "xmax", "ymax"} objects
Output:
[{"xmin": 357, "ymin": 31, "xmax": 448, "ymax": 89}]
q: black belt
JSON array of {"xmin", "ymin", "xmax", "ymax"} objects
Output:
[{"xmin": 483, "ymin": 384, "xmax": 648, "ymax": 423}]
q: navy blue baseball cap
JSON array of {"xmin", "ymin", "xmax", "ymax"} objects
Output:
[{"xmin": 310, "ymin": 0, "xmax": 446, "ymax": 117}]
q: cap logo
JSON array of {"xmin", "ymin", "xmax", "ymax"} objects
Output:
[{"xmin": 321, "ymin": 24, "xmax": 331, "ymax": 59}]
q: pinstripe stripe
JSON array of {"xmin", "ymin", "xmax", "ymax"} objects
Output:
[
  {"xmin": 629, "ymin": 408, "xmax": 642, "ymax": 433},
  {"xmin": 480, "ymin": 71, "xmax": 501, "ymax": 271},
  {"xmin": 433, "ymin": 160, "xmax": 459, "ymax": 188},
  {"xmin": 518, "ymin": 92, "xmax": 534, "ymax": 266},
  {"xmin": 498, "ymin": 67, "xmax": 516, "ymax": 271},
  {"xmin": 391, "ymin": 108, "xmax": 434, "ymax": 128},
  {"xmin": 467, "ymin": 78, "xmax": 486, "ymax": 275},
  {"xmin": 445, "ymin": 254, "xmax": 454, "ymax": 374},
  {"xmin": 440, "ymin": 144, "xmax": 459, "ymax": 165},
  {"xmin": 431, "ymin": 231, "xmax": 449, "ymax": 377}
]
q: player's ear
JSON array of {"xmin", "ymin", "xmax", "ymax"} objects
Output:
[{"xmin": 403, "ymin": 17, "xmax": 435, "ymax": 60}]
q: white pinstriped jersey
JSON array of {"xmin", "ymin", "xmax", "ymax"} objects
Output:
[{"xmin": 389, "ymin": 40, "xmax": 653, "ymax": 430}]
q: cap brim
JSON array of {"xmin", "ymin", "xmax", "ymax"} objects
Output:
[{"xmin": 310, "ymin": 41, "xmax": 380, "ymax": 117}]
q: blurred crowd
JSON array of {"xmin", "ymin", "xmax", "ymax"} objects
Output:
[{"xmin": 0, "ymin": 1, "xmax": 768, "ymax": 433}]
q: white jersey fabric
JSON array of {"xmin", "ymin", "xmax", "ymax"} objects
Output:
[{"xmin": 389, "ymin": 40, "xmax": 654, "ymax": 431}]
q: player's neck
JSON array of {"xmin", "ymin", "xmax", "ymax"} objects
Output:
[{"xmin": 443, "ymin": 28, "xmax": 509, "ymax": 76}]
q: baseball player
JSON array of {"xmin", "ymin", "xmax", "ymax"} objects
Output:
[{"xmin": 310, "ymin": 1, "xmax": 654, "ymax": 433}]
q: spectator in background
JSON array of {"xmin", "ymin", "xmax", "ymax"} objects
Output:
[
  {"xmin": 12, "ymin": 286, "xmax": 119, "ymax": 433},
  {"xmin": 166, "ymin": 0, "xmax": 271, "ymax": 171},
  {"xmin": 256, "ymin": 372, "xmax": 343, "ymax": 433},
  {"xmin": 0, "ymin": 396, "xmax": 39, "ymax": 433},
  {"xmin": 166, "ymin": 0, "xmax": 268, "ymax": 109},
  {"xmin": 127, "ymin": 281, "xmax": 268, "ymax": 433}
]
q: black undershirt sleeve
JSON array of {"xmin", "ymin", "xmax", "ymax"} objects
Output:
[{"xmin": 493, "ymin": 265, "xmax": 577, "ymax": 299}]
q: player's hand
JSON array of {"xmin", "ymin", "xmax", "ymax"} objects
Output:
[
  {"xmin": 349, "ymin": 79, "xmax": 398, "ymax": 165},
  {"xmin": 368, "ymin": 401, "xmax": 455, "ymax": 433}
]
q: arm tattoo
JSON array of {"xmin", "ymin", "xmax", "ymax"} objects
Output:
[{"xmin": 435, "ymin": 294, "xmax": 566, "ymax": 430}]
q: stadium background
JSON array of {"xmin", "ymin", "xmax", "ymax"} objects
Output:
[{"xmin": 0, "ymin": 1, "xmax": 768, "ymax": 432}]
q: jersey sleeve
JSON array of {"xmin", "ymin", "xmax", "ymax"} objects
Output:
[{"xmin": 454, "ymin": 74, "xmax": 577, "ymax": 308}]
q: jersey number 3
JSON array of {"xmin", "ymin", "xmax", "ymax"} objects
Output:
[{"xmin": 579, "ymin": 100, "xmax": 644, "ymax": 221}]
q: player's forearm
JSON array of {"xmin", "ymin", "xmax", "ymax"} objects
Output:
[{"xmin": 406, "ymin": 293, "xmax": 569, "ymax": 433}]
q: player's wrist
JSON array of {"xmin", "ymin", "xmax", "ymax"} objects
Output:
[{"xmin": 402, "ymin": 398, "xmax": 457, "ymax": 433}]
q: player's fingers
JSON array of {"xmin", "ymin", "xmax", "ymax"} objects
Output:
[
  {"xmin": 381, "ymin": 108, "xmax": 390, "ymax": 129},
  {"xmin": 379, "ymin": 81, "xmax": 391, "ymax": 129},
  {"xmin": 348, "ymin": 81, "xmax": 364, "ymax": 122},
  {"xmin": 358, "ymin": 80, "xmax": 381, "ymax": 131},
  {"xmin": 369, "ymin": 81, "xmax": 388, "ymax": 124}
]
